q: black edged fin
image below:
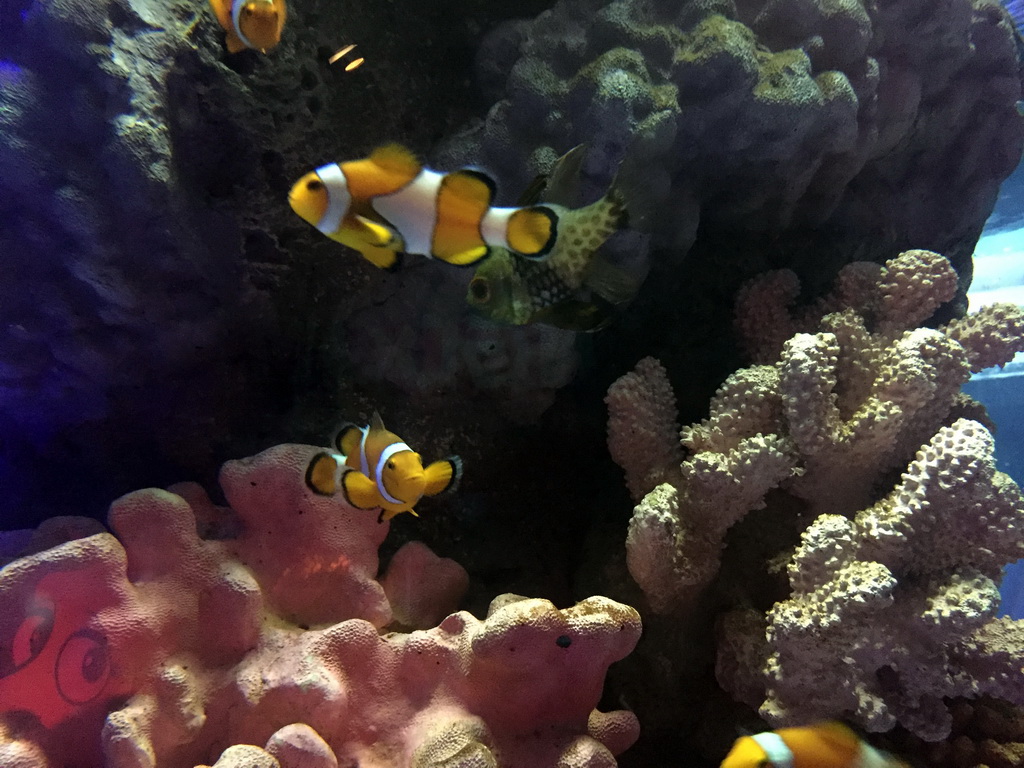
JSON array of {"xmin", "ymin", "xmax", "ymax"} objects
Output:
[
  {"xmin": 305, "ymin": 451, "xmax": 338, "ymax": 496},
  {"xmin": 334, "ymin": 423, "xmax": 361, "ymax": 454},
  {"xmin": 452, "ymin": 168, "xmax": 498, "ymax": 205},
  {"xmin": 541, "ymin": 144, "xmax": 586, "ymax": 207},
  {"xmin": 440, "ymin": 456, "xmax": 463, "ymax": 495},
  {"xmin": 513, "ymin": 205, "xmax": 559, "ymax": 261},
  {"xmin": 581, "ymin": 254, "xmax": 641, "ymax": 307}
]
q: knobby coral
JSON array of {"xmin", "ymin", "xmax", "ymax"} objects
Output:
[
  {"xmin": 0, "ymin": 443, "xmax": 641, "ymax": 768},
  {"xmin": 606, "ymin": 249, "xmax": 1024, "ymax": 739}
]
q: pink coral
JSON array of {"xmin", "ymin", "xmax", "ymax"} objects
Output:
[{"xmin": 0, "ymin": 443, "xmax": 640, "ymax": 768}]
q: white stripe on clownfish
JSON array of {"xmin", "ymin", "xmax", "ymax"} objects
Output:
[
  {"xmin": 751, "ymin": 733, "xmax": 794, "ymax": 768},
  {"xmin": 230, "ymin": 0, "xmax": 256, "ymax": 50},
  {"xmin": 371, "ymin": 168, "xmax": 447, "ymax": 258},
  {"xmin": 315, "ymin": 163, "xmax": 351, "ymax": 235},
  {"xmin": 480, "ymin": 206, "xmax": 517, "ymax": 247},
  {"xmin": 375, "ymin": 441, "xmax": 413, "ymax": 505}
]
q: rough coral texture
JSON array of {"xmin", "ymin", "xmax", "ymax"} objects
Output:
[
  {"xmin": 439, "ymin": 0, "xmax": 1023, "ymax": 280},
  {"xmin": 0, "ymin": 444, "xmax": 640, "ymax": 767},
  {"xmin": 606, "ymin": 250, "xmax": 1024, "ymax": 739}
]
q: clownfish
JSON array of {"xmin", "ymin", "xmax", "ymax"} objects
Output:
[
  {"xmin": 304, "ymin": 411, "xmax": 462, "ymax": 522},
  {"xmin": 466, "ymin": 145, "xmax": 642, "ymax": 332},
  {"xmin": 287, "ymin": 144, "xmax": 567, "ymax": 271},
  {"xmin": 721, "ymin": 723, "xmax": 911, "ymax": 768},
  {"xmin": 208, "ymin": 0, "xmax": 286, "ymax": 54}
]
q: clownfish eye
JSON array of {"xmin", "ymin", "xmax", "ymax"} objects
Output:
[
  {"xmin": 386, "ymin": 460, "xmax": 395, "ymax": 469},
  {"xmin": 55, "ymin": 628, "xmax": 110, "ymax": 705},
  {"xmin": 469, "ymin": 277, "xmax": 490, "ymax": 303},
  {"xmin": 306, "ymin": 179, "xmax": 325, "ymax": 192}
]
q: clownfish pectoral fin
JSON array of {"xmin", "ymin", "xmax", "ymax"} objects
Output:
[
  {"xmin": 422, "ymin": 456, "xmax": 463, "ymax": 496},
  {"xmin": 431, "ymin": 170, "xmax": 494, "ymax": 266},
  {"xmin": 506, "ymin": 206, "xmax": 558, "ymax": 260},
  {"xmin": 368, "ymin": 144, "xmax": 422, "ymax": 179},
  {"xmin": 305, "ymin": 451, "xmax": 346, "ymax": 496},
  {"xmin": 357, "ymin": 243, "xmax": 403, "ymax": 270},
  {"xmin": 351, "ymin": 215, "xmax": 395, "ymax": 248},
  {"xmin": 334, "ymin": 423, "xmax": 362, "ymax": 457},
  {"xmin": 340, "ymin": 470, "xmax": 382, "ymax": 510}
]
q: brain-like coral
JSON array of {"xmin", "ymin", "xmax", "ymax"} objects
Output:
[{"xmin": 0, "ymin": 443, "xmax": 641, "ymax": 768}]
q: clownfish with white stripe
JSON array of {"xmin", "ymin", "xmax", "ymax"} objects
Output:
[
  {"xmin": 208, "ymin": 0, "xmax": 285, "ymax": 54},
  {"xmin": 304, "ymin": 411, "xmax": 462, "ymax": 522},
  {"xmin": 287, "ymin": 144, "xmax": 581, "ymax": 271},
  {"xmin": 720, "ymin": 722, "xmax": 911, "ymax": 768}
]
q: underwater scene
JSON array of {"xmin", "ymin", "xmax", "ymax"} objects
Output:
[{"xmin": 3, "ymin": 0, "xmax": 1024, "ymax": 764}]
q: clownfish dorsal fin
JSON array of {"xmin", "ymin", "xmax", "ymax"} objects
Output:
[
  {"xmin": 368, "ymin": 144, "xmax": 422, "ymax": 178},
  {"xmin": 369, "ymin": 410, "xmax": 386, "ymax": 434}
]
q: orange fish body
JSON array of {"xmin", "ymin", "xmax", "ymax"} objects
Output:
[
  {"xmin": 209, "ymin": 0, "xmax": 285, "ymax": 53},
  {"xmin": 305, "ymin": 411, "xmax": 461, "ymax": 521},
  {"xmin": 721, "ymin": 723, "xmax": 910, "ymax": 768},
  {"xmin": 288, "ymin": 144, "xmax": 560, "ymax": 270}
]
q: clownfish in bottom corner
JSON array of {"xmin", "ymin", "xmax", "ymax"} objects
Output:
[
  {"xmin": 208, "ymin": 0, "xmax": 285, "ymax": 54},
  {"xmin": 721, "ymin": 722, "xmax": 911, "ymax": 768},
  {"xmin": 304, "ymin": 411, "xmax": 462, "ymax": 522}
]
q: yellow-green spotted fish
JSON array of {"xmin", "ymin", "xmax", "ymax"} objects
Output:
[{"xmin": 466, "ymin": 146, "xmax": 643, "ymax": 332}]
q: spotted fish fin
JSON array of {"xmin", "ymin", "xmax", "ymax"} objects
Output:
[
  {"xmin": 340, "ymin": 470, "xmax": 382, "ymax": 510},
  {"xmin": 539, "ymin": 145, "xmax": 585, "ymax": 207},
  {"xmin": 506, "ymin": 206, "xmax": 558, "ymax": 259},
  {"xmin": 422, "ymin": 456, "xmax": 463, "ymax": 496},
  {"xmin": 432, "ymin": 171, "xmax": 494, "ymax": 266},
  {"xmin": 582, "ymin": 254, "xmax": 640, "ymax": 307},
  {"xmin": 368, "ymin": 144, "xmax": 422, "ymax": 179},
  {"xmin": 305, "ymin": 451, "xmax": 346, "ymax": 496},
  {"xmin": 334, "ymin": 423, "xmax": 362, "ymax": 457}
]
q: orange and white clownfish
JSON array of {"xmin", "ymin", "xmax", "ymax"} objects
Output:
[
  {"xmin": 287, "ymin": 144, "xmax": 562, "ymax": 270},
  {"xmin": 304, "ymin": 411, "xmax": 462, "ymax": 522},
  {"xmin": 720, "ymin": 723, "xmax": 911, "ymax": 768},
  {"xmin": 208, "ymin": 0, "xmax": 286, "ymax": 54}
]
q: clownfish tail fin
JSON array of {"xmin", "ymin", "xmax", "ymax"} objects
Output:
[{"xmin": 506, "ymin": 206, "xmax": 558, "ymax": 261}]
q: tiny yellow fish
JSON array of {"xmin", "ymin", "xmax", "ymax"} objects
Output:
[
  {"xmin": 289, "ymin": 144, "xmax": 575, "ymax": 270},
  {"xmin": 466, "ymin": 146, "xmax": 641, "ymax": 332},
  {"xmin": 721, "ymin": 722, "xmax": 910, "ymax": 768},
  {"xmin": 305, "ymin": 411, "xmax": 462, "ymax": 522},
  {"xmin": 209, "ymin": 0, "xmax": 285, "ymax": 54}
]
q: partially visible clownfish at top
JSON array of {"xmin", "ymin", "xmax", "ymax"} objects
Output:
[
  {"xmin": 720, "ymin": 722, "xmax": 912, "ymax": 768},
  {"xmin": 305, "ymin": 411, "xmax": 462, "ymax": 522},
  {"xmin": 287, "ymin": 143, "xmax": 636, "ymax": 271},
  {"xmin": 208, "ymin": 0, "xmax": 286, "ymax": 54}
]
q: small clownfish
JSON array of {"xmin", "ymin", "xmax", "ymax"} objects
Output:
[
  {"xmin": 304, "ymin": 411, "xmax": 462, "ymax": 522},
  {"xmin": 208, "ymin": 0, "xmax": 286, "ymax": 54},
  {"xmin": 287, "ymin": 144, "xmax": 563, "ymax": 271},
  {"xmin": 721, "ymin": 723, "xmax": 911, "ymax": 768}
]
